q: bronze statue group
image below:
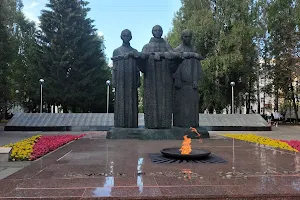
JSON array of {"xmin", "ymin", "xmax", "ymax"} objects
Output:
[{"xmin": 112, "ymin": 25, "xmax": 204, "ymax": 129}]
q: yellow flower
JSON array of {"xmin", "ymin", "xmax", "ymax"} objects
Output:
[
  {"xmin": 222, "ymin": 134, "xmax": 298, "ymax": 152},
  {"xmin": 2, "ymin": 135, "xmax": 41, "ymax": 161}
]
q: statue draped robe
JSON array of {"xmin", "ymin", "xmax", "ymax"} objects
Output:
[
  {"xmin": 173, "ymin": 44, "xmax": 203, "ymax": 127},
  {"xmin": 140, "ymin": 37, "xmax": 178, "ymax": 129},
  {"xmin": 112, "ymin": 44, "xmax": 140, "ymax": 128}
]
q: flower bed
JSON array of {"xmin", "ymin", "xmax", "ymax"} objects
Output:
[
  {"xmin": 2, "ymin": 134, "xmax": 85, "ymax": 161},
  {"xmin": 3, "ymin": 135, "xmax": 41, "ymax": 161},
  {"xmin": 280, "ymin": 140, "xmax": 300, "ymax": 152},
  {"xmin": 222, "ymin": 134, "xmax": 298, "ymax": 152},
  {"xmin": 30, "ymin": 134, "xmax": 85, "ymax": 160},
  {"xmin": 223, "ymin": 134, "xmax": 298, "ymax": 152}
]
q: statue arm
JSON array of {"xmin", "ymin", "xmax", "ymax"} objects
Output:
[
  {"xmin": 137, "ymin": 46, "xmax": 149, "ymax": 73},
  {"xmin": 166, "ymin": 42, "xmax": 175, "ymax": 52},
  {"xmin": 112, "ymin": 49, "xmax": 120, "ymax": 58}
]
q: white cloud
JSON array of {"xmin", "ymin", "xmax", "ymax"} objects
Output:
[
  {"xmin": 28, "ymin": 1, "xmax": 39, "ymax": 8},
  {"xmin": 22, "ymin": 0, "xmax": 43, "ymax": 26},
  {"xmin": 23, "ymin": 10, "xmax": 40, "ymax": 25},
  {"xmin": 98, "ymin": 31, "xmax": 104, "ymax": 37}
]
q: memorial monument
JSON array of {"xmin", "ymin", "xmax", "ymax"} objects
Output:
[
  {"xmin": 107, "ymin": 26, "xmax": 211, "ymax": 139},
  {"xmin": 173, "ymin": 29, "xmax": 204, "ymax": 127},
  {"xmin": 139, "ymin": 25, "xmax": 181, "ymax": 129},
  {"xmin": 111, "ymin": 29, "xmax": 140, "ymax": 128}
]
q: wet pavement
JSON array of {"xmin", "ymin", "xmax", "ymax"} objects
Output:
[{"xmin": 0, "ymin": 132, "xmax": 300, "ymax": 199}]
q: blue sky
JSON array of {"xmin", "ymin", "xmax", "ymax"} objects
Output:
[{"xmin": 22, "ymin": 0, "xmax": 182, "ymax": 64}]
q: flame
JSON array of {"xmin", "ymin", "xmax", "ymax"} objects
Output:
[
  {"xmin": 180, "ymin": 135, "xmax": 192, "ymax": 155},
  {"xmin": 190, "ymin": 127, "xmax": 202, "ymax": 143},
  {"xmin": 179, "ymin": 127, "xmax": 202, "ymax": 155}
]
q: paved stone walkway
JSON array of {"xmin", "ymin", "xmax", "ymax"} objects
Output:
[
  {"xmin": 0, "ymin": 131, "xmax": 97, "ymax": 180},
  {"xmin": 0, "ymin": 131, "xmax": 299, "ymax": 199}
]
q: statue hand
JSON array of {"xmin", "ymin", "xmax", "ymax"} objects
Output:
[
  {"xmin": 124, "ymin": 53, "xmax": 129, "ymax": 59},
  {"xmin": 135, "ymin": 52, "xmax": 141, "ymax": 58},
  {"xmin": 174, "ymin": 79, "xmax": 181, "ymax": 89},
  {"xmin": 194, "ymin": 53, "xmax": 199, "ymax": 59},
  {"xmin": 154, "ymin": 53, "xmax": 160, "ymax": 61},
  {"xmin": 128, "ymin": 52, "xmax": 135, "ymax": 57},
  {"xmin": 192, "ymin": 81, "xmax": 198, "ymax": 89},
  {"xmin": 195, "ymin": 53, "xmax": 204, "ymax": 60},
  {"xmin": 164, "ymin": 52, "xmax": 171, "ymax": 59},
  {"xmin": 183, "ymin": 52, "xmax": 190, "ymax": 59},
  {"xmin": 174, "ymin": 52, "xmax": 183, "ymax": 60},
  {"xmin": 140, "ymin": 53, "xmax": 147, "ymax": 59}
]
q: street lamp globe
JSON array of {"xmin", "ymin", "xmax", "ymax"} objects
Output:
[
  {"xmin": 106, "ymin": 80, "xmax": 111, "ymax": 86},
  {"xmin": 15, "ymin": 90, "xmax": 19, "ymax": 94},
  {"xmin": 230, "ymin": 81, "xmax": 235, "ymax": 87},
  {"xmin": 245, "ymin": 92, "xmax": 249, "ymax": 96},
  {"xmin": 39, "ymin": 79, "xmax": 44, "ymax": 84}
]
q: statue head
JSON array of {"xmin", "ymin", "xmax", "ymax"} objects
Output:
[
  {"xmin": 121, "ymin": 29, "xmax": 132, "ymax": 44},
  {"xmin": 181, "ymin": 29, "xmax": 192, "ymax": 45},
  {"xmin": 152, "ymin": 25, "xmax": 163, "ymax": 38}
]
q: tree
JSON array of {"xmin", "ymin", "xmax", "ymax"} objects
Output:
[
  {"xmin": 167, "ymin": 0, "xmax": 258, "ymax": 113},
  {"xmin": 0, "ymin": 0, "xmax": 24, "ymax": 119},
  {"xmin": 268, "ymin": 0, "xmax": 299, "ymax": 122},
  {"xmin": 9, "ymin": 10, "xmax": 42, "ymax": 113},
  {"xmin": 38, "ymin": 0, "xmax": 110, "ymax": 112}
]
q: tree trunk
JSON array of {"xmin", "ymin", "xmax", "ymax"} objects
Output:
[
  {"xmin": 290, "ymin": 83, "xmax": 299, "ymax": 124},
  {"xmin": 263, "ymin": 91, "xmax": 266, "ymax": 115},
  {"xmin": 256, "ymin": 74, "xmax": 260, "ymax": 114},
  {"xmin": 274, "ymin": 84, "xmax": 279, "ymax": 111}
]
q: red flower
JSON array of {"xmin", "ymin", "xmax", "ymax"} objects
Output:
[
  {"xmin": 30, "ymin": 134, "xmax": 86, "ymax": 160},
  {"xmin": 281, "ymin": 140, "xmax": 300, "ymax": 152}
]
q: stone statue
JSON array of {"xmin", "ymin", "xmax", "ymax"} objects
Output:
[
  {"xmin": 173, "ymin": 29, "xmax": 204, "ymax": 127},
  {"xmin": 139, "ymin": 25, "xmax": 181, "ymax": 129},
  {"xmin": 111, "ymin": 29, "xmax": 140, "ymax": 128}
]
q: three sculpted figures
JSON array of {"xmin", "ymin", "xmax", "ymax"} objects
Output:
[{"xmin": 112, "ymin": 26, "xmax": 203, "ymax": 129}]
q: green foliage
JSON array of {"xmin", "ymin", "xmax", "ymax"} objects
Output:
[
  {"xmin": 267, "ymin": 0, "xmax": 299, "ymax": 121},
  {"xmin": 11, "ymin": 12, "xmax": 41, "ymax": 113},
  {"xmin": 0, "ymin": 0, "xmax": 24, "ymax": 119},
  {"xmin": 167, "ymin": 0, "xmax": 257, "ymax": 112},
  {"xmin": 38, "ymin": 0, "xmax": 110, "ymax": 112}
]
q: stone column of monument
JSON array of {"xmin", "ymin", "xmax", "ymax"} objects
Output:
[
  {"xmin": 139, "ymin": 25, "xmax": 181, "ymax": 129},
  {"xmin": 111, "ymin": 29, "xmax": 140, "ymax": 128},
  {"xmin": 173, "ymin": 29, "xmax": 204, "ymax": 127}
]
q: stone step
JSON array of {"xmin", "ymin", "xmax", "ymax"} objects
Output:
[
  {"xmin": 5, "ymin": 113, "xmax": 271, "ymax": 131},
  {"xmin": 0, "ymin": 147, "xmax": 12, "ymax": 162}
]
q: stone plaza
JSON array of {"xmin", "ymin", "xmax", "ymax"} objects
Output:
[{"xmin": 0, "ymin": 126, "xmax": 300, "ymax": 199}]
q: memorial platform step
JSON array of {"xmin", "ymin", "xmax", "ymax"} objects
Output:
[{"xmin": 4, "ymin": 113, "xmax": 271, "ymax": 131}]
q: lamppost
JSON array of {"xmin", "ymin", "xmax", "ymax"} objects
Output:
[
  {"xmin": 296, "ymin": 80, "xmax": 299, "ymax": 111},
  {"xmin": 245, "ymin": 92, "xmax": 249, "ymax": 114},
  {"xmin": 106, "ymin": 80, "xmax": 111, "ymax": 113},
  {"xmin": 15, "ymin": 90, "xmax": 20, "ymax": 112},
  {"xmin": 39, "ymin": 79, "xmax": 44, "ymax": 113},
  {"xmin": 230, "ymin": 82, "xmax": 235, "ymax": 114}
]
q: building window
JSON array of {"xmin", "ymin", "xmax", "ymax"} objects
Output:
[{"xmin": 261, "ymin": 98, "xmax": 265, "ymax": 103}]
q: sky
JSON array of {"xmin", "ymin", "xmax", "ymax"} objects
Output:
[{"xmin": 22, "ymin": 0, "xmax": 182, "ymax": 64}]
